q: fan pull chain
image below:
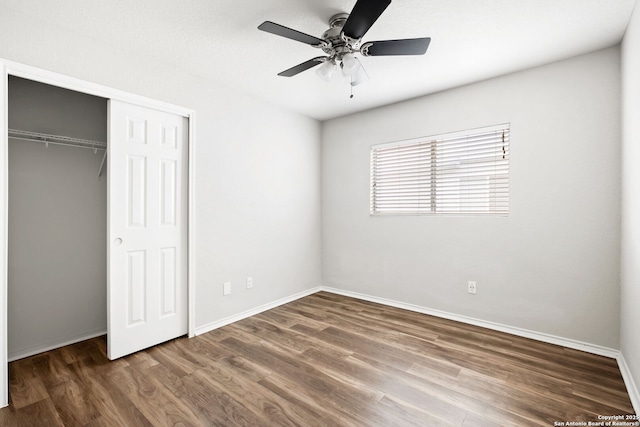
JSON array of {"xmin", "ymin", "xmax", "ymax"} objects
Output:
[{"xmin": 350, "ymin": 77, "xmax": 354, "ymax": 99}]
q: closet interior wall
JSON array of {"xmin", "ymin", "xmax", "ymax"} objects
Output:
[{"xmin": 7, "ymin": 76, "xmax": 108, "ymax": 361}]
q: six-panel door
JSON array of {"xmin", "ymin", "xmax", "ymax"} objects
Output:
[{"xmin": 107, "ymin": 100, "xmax": 188, "ymax": 360}]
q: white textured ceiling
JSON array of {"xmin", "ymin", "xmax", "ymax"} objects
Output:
[{"xmin": 2, "ymin": 0, "xmax": 636, "ymax": 120}]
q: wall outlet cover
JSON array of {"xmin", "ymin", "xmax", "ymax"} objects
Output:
[{"xmin": 468, "ymin": 281, "xmax": 477, "ymax": 294}]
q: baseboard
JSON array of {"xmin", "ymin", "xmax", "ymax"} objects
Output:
[
  {"xmin": 618, "ymin": 353, "xmax": 640, "ymax": 415},
  {"xmin": 8, "ymin": 329, "xmax": 107, "ymax": 362},
  {"xmin": 321, "ymin": 286, "xmax": 619, "ymax": 359},
  {"xmin": 195, "ymin": 286, "xmax": 322, "ymax": 336}
]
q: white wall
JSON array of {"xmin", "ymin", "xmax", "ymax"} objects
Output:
[
  {"xmin": 322, "ymin": 47, "xmax": 621, "ymax": 349},
  {"xmin": 7, "ymin": 77, "xmax": 108, "ymax": 360},
  {"xmin": 0, "ymin": 5, "xmax": 321, "ymax": 334},
  {"xmin": 621, "ymin": 1, "xmax": 640, "ymax": 410}
]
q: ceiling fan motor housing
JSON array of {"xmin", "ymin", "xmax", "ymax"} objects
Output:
[{"xmin": 322, "ymin": 13, "xmax": 362, "ymax": 59}]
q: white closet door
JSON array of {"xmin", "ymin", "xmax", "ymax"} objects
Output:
[{"xmin": 107, "ymin": 100, "xmax": 188, "ymax": 360}]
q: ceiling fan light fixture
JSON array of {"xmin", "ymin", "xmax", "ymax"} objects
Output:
[
  {"xmin": 341, "ymin": 53, "xmax": 360, "ymax": 76},
  {"xmin": 350, "ymin": 57, "xmax": 369, "ymax": 86},
  {"xmin": 316, "ymin": 59, "xmax": 336, "ymax": 82}
]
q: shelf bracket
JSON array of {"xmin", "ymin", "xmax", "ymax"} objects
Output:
[{"xmin": 97, "ymin": 149, "xmax": 107, "ymax": 179}]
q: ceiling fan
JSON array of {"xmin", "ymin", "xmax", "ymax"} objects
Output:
[{"xmin": 258, "ymin": 0, "xmax": 431, "ymax": 89}]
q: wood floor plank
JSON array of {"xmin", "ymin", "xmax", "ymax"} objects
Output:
[
  {"xmin": 290, "ymin": 301, "xmax": 443, "ymax": 358},
  {"xmin": 178, "ymin": 332, "xmax": 232, "ymax": 361},
  {"xmin": 257, "ymin": 375, "xmax": 358, "ymax": 427},
  {"xmin": 0, "ymin": 403, "xmax": 19, "ymax": 427},
  {"xmin": 192, "ymin": 366, "xmax": 309, "ymax": 427},
  {"xmin": 273, "ymin": 304, "xmax": 334, "ymax": 331},
  {"xmin": 220, "ymin": 335, "xmax": 383, "ymax": 407},
  {"xmin": 302, "ymin": 346, "xmax": 470, "ymax": 425},
  {"xmin": 72, "ymin": 354, "xmax": 154, "ymax": 426},
  {"xmin": 32, "ymin": 352, "xmax": 100, "ymax": 426},
  {"xmin": 312, "ymin": 326, "xmax": 420, "ymax": 371},
  {"xmin": 180, "ymin": 369, "xmax": 268, "ymax": 426},
  {"xmin": 8, "ymin": 359, "xmax": 49, "ymax": 409},
  {"xmin": 84, "ymin": 374, "xmax": 154, "ymax": 427},
  {"xmin": 220, "ymin": 336, "xmax": 403, "ymax": 426},
  {"xmin": 14, "ymin": 399, "xmax": 64, "ymax": 427},
  {"xmin": 377, "ymin": 394, "xmax": 460, "ymax": 426},
  {"xmin": 146, "ymin": 340, "xmax": 205, "ymax": 377},
  {"xmin": 0, "ymin": 291, "xmax": 634, "ymax": 425},
  {"xmin": 233, "ymin": 316, "xmax": 318, "ymax": 354},
  {"xmin": 217, "ymin": 352, "xmax": 274, "ymax": 382},
  {"xmin": 104, "ymin": 365, "xmax": 202, "ymax": 426},
  {"xmin": 143, "ymin": 361, "xmax": 237, "ymax": 426}
]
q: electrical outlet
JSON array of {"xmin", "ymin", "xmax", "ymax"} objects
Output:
[
  {"xmin": 223, "ymin": 282, "xmax": 231, "ymax": 296},
  {"xmin": 247, "ymin": 277, "xmax": 253, "ymax": 289},
  {"xmin": 468, "ymin": 281, "xmax": 477, "ymax": 294}
]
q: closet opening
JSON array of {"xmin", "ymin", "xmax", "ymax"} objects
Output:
[
  {"xmin": 7, "ymin": 76, "xmax": 108, "ymax": 361},
  {"xmin": 0, "ymin": 60, "xmax": 195, "ymax": 407}
]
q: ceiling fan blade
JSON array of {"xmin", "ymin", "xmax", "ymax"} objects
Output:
[
  {"xmin": 258, "ymin": 21, "xmax": 325, "ymax": 46},
  {"xmin": 278, "ymin": 57, "xmax": 325, "ymax": 77},
  {"xmin": 361, "ymin": 37, "xmax": 431, "ymax": 56},
  {"xmin": 342, "ymin": 0, "xmax": 391, "ymax": 40}
]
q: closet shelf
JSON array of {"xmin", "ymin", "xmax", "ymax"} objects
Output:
[{"xmin": 8, "ymin": 128, "xmax": 106, "ymax": 151}]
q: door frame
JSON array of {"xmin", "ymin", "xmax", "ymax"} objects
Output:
[{"xmin": 0, "ymin": 59, "xmax": 197, "ymax": 408}]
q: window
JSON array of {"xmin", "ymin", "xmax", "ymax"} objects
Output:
[{"xmin": 370, "ymin": 124, "xmax": 510, "ymax": 216}]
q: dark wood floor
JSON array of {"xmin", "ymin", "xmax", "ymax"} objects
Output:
[{"xmin": 0, "ymin": 292, "xmax": 635, "ymax": 426}]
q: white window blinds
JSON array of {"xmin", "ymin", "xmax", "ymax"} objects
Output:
[{"xmin": 370, "ymin": 124, "xmax": 510, "ymax": 216}]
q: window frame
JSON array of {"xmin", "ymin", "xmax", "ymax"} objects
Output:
[{"xmin": 369, "ymin": 123, "xmax": 510, "ymax": 217}]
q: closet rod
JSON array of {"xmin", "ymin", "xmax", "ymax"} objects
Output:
[{"xmin": 8, "ymin": 129, "xmax": 107, "ymax": 151}]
